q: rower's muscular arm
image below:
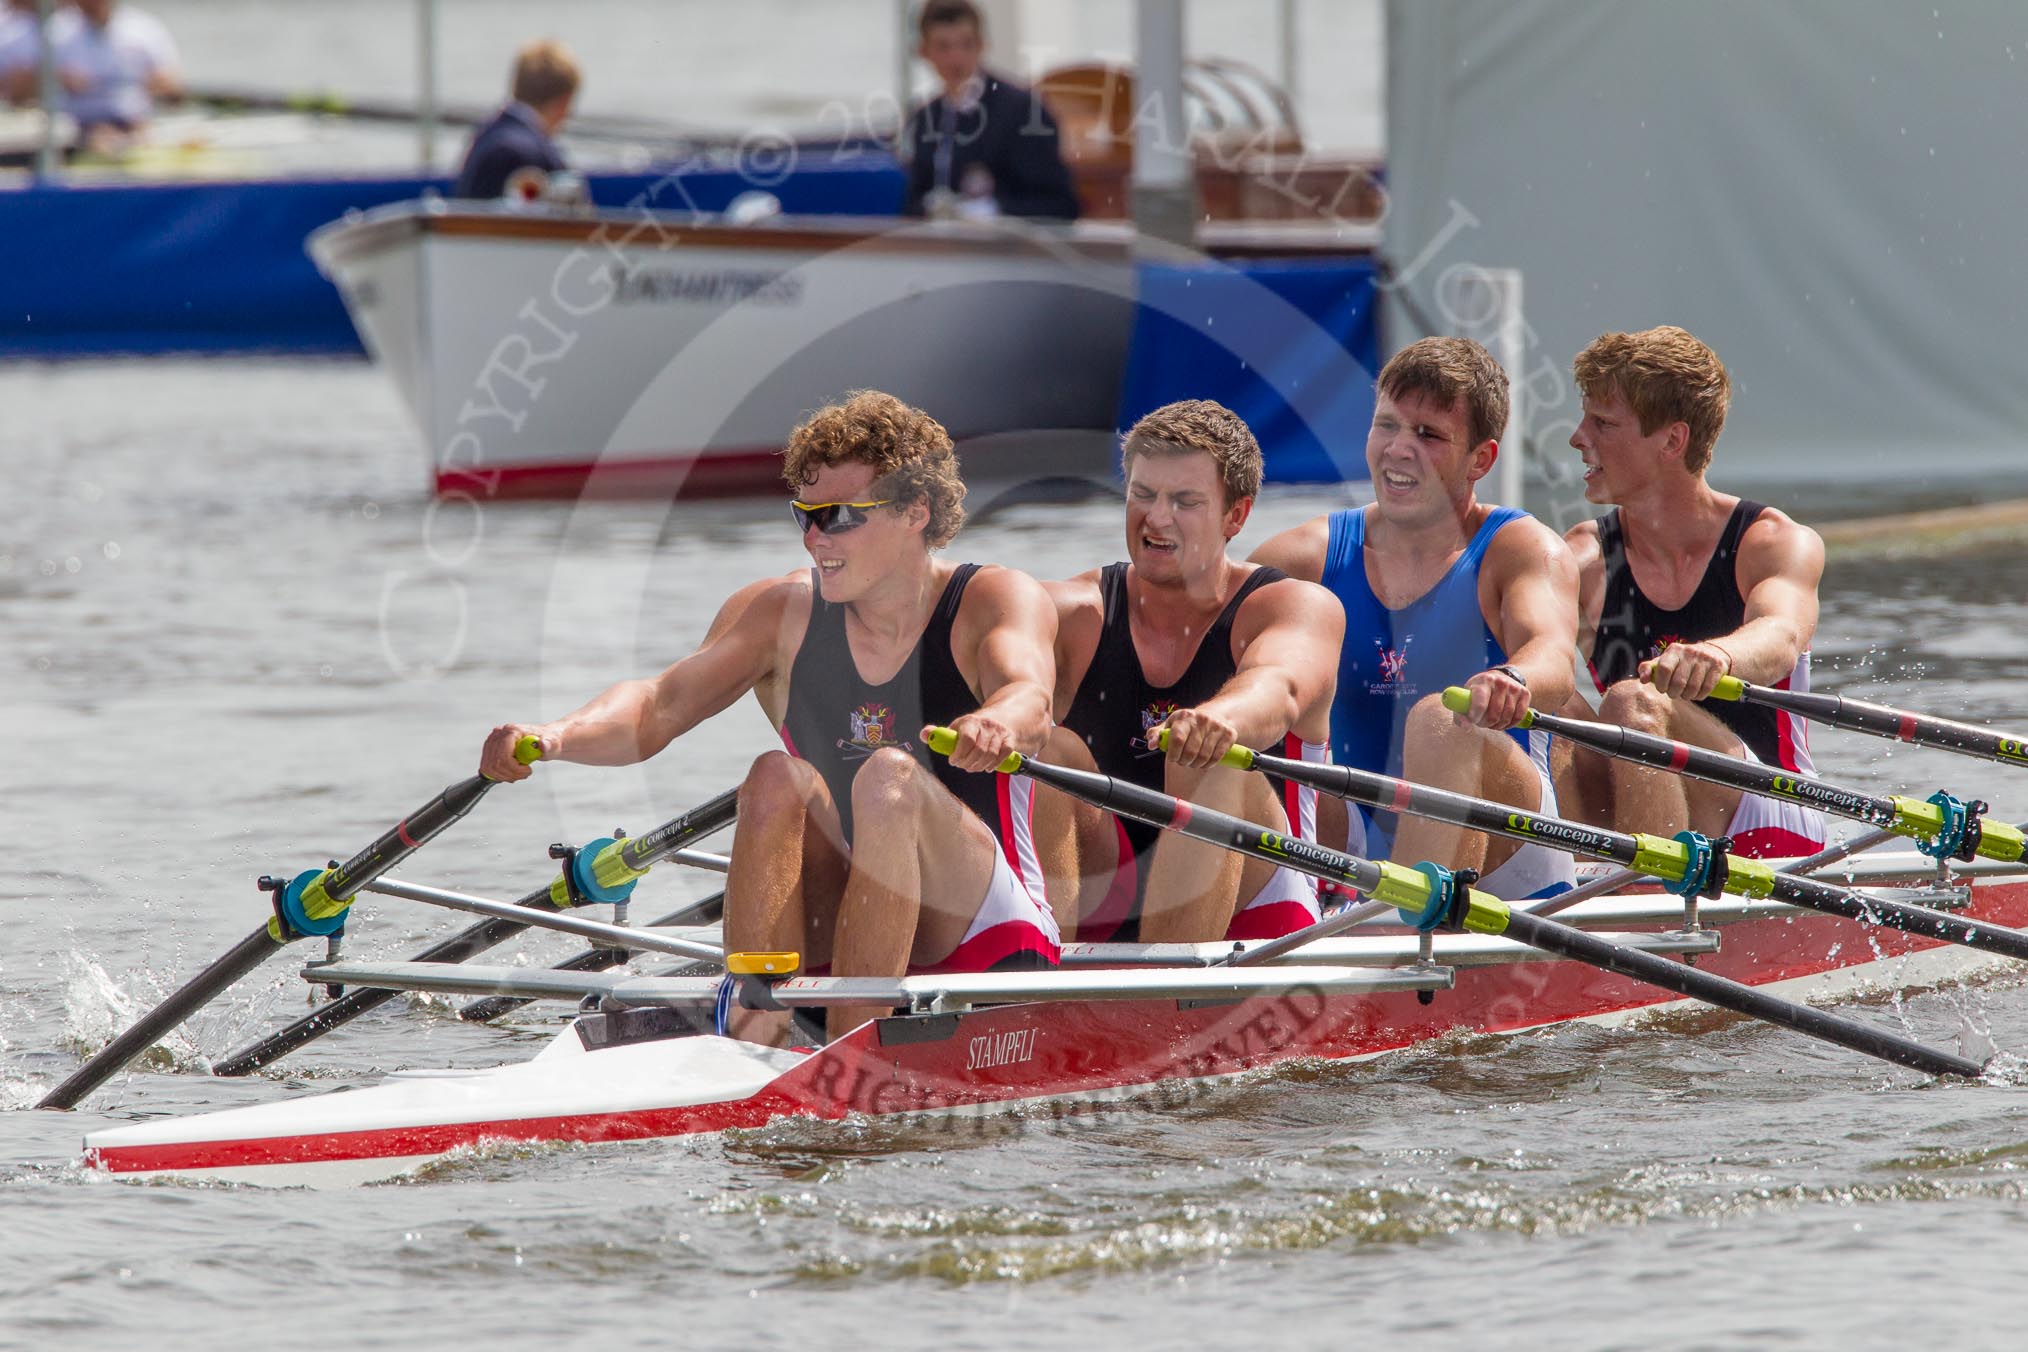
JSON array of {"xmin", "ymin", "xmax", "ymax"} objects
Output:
[
  {"xmin": 1042, "ymin": 573, "xmax": 1105, "ymax": 717},
  {"xmin": 1461, "ymin": 518, "xmax": 1579, "ymax": 730},
  {"xmin": 942, "ymin": 565, "xmax": 1059, "ymax": 773},
  {"xmin": 1245, "ymin": 514, "xmax": 1331, "ymax": 584},
  {"xmin": 1160, "ymin": 578, "xmax": 1345, "ymax": 767},
  {"xmin": 1647, "ymin": 509, "xmax": 1823, "ymax": 699},
  {"xmin": 477, "ymin": 574, "xmax": 794, "ymax": 780},
  {"xmin": 1563, "ymin": 520, "xmax": 1605, "ymax": 663}
]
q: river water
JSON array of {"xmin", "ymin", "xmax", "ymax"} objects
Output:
[{"xmin": 5, "ymin": 357, "xmax": 2028, "ymax": 1349}]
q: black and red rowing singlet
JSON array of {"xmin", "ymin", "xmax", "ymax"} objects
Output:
[
  {"xmin": 1062, "ymin": 563, "xmax": 1324, "ymax": 941},
  {"xmin": 777, "ymin": 563, "xmax": 1058, "ymax": 971},
  {"xmin": 780, "ymin": 562, "xmax": 995, "ymax": 840},
  {"xmin": 1590, "ymin": 499, "xmax": 1815, "ymax": 775}
]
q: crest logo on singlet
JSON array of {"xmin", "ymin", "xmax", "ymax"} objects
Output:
[
  {"xmin": 1368, "ymin": 635, "xmax": 1414, "ymax": 693},
  {"xmin": 838, "ymin": 702, "xmax": 913, "ymax": 758},
  {"xmin": 1650, "ymin": 633, "xmax": 1685, "ymax": 661},
  {"xmin": 1132, "ymin": 699, "xmax": 1179, "ymax": 756}
]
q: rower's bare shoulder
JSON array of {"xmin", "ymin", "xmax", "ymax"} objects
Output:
[
  {"xmin": 1042, "ymin": 569, "xmax": 1104, "ymax": 615},
  {"xmin": 1043, "ymin": 570, "xmax": 1105, "ymax": 647},
  {"xmin": 1244, "ymin": 569, "xmax": 1345, "ymax": 642},
  {"xmin": 1247, "ymin": 513, "xmax": 1332, "ymax": 583},
  {"xmin": 716, "ymin": 571, "xmax": 812, "ymax": 672},
  {"xmin": 1563, "ymin": 517, "xmax": 1604, "ymax": 568},
  {"xmin": 1489, "ymin": 512, "xmax": 1577, "ymax": 579},
  {"xmin": 960, "ymin": 563, "xmax": 1056, "ymax": 632},
  {"xmin": 1738, "ymin": 505, "xmax": 1825, "ymax": 590},
  {"xmin": 1744, "ymin": 504, "xmax": 1824, "ymax": 556}
]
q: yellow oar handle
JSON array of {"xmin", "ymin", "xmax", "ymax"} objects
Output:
[
  {"xmin": 1440, "ymin": 685, "xmax": 1538, "ymax": 729},
  {"xmin": 514, "ymin": 735, "xmax": 544, "ymax": 765},
  {"xmin": 923, "ymin": 725, "xmax": 1026, "ymax": 774},
  {"xmin": 1150, "ymin": 727, "xmax": 1257, "ymax": 771},
  {"xmin": 1642, "ymin": 663, "xmax": 1748, "ymax": 702}
]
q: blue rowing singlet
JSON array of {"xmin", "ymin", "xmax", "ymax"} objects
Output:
[{"xmin": 1320, "ymin": 504, "xmax": 1549, "ymax": 855}]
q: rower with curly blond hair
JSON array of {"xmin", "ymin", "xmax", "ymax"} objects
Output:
[{"xmin": 479, "ymin": 389, "xmax": 1062, "ymax": 1045}]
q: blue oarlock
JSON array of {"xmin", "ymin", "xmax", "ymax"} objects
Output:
[
  {"xmin": 568, "ymin": 836, "xmax": 641, "ymax": 907},
  {"xmin": 278, "ymin": 867, "xmax": 348, "ymax": 938},
  {"xmin": 1401, "ymin": 861, "xmax": 1459, "ymax": 933}
]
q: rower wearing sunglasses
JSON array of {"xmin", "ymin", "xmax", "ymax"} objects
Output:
[
  {"xmin": 478, "ymin": 391, "xmax": 1061, "ymax": 1045},
  {"xmin": 1045, "ymin": 400, "xmax": 1345, "ymax": 944}
]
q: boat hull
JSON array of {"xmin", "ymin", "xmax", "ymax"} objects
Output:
[
  {"xmin": 83, "ymin": 877, "xmax": 2028, "ymax": 1187},
  {"xmin": 310, "ymin": 205, "xmax": 1140, "ymax": 501}
]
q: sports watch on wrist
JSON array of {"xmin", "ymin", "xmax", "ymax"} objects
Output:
[{"xmin": 1490, "ymin": 663, "xmax": 1527, "ymax": 687}]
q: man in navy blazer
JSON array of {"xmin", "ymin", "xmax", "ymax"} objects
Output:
[
  {"xmin": 902, "ymin": 0, "xmax": 1079, "ymax": 221},
  {"xmin": 453, "ymin": 39, "xmax": 578, "ymax": 200}
]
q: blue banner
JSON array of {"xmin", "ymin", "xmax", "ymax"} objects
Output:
[
  {"xmin": 0, "ymin": 152, "xmax": 906, "ymax": 358},
  {"xmin": 1117, "ymin": 255, "xmax": 1381, "ymax": 483}
]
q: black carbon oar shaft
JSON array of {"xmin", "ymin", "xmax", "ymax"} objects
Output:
[
  {"xmin": 924, "ymin": 731, "xmax": 1987, "ymax": 1081},
  {"xmin": 1497, "ymin": 909, "xmax": 1983, "ymax": 1078},
  {"xmin": 211, "ymin": 911, "xmax": 540, "ymax": 1075},
  {"xmin": 37, "ymin": 928, "xmax": 280, "ymax": 1111},
  {"xmin": 1493, "ymin": 692, "xmax": 2026, "ymax": 864},
  {"xmin": 1518, "ymin": 700, "xmax": 1901, "ymax": 825},
  {"xmin": 319, "ymin": 771, "xmax": 500, "ymax": 905},
  {"xmin": 1712, "ymin": 675, "xmax": 2028, "ymax": 770},
  {"xmin": 1231, "ymin": 746, "xmax": 2028, "ymax": 963},
  {"xmin": 213, "ymin": 788, "xmax": 738, "ymax": 1074},
  {"xmin": 37, "ymin": 753, "xmax": 537, "ymax": 1111}
]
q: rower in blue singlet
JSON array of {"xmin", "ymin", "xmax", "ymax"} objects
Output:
[
  {"xmin": 1251, "ymin": 336, "xmax": 1584, "ymax": 902},
  {"xmin": 1318, "ymin": 504, "xmax": 1573, "ymax": 899}
]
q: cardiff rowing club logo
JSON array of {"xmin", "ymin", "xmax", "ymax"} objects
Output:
[
  {"xmin": 1369, "ymin": 634, "xmax": 1414, "ymax": 692},
  {"xmin": 838, "ymin": 702, "xmax": 911, "ymax": 758}
]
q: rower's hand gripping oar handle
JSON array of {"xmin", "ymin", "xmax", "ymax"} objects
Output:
[
  {"xmin": 1440, "ymin": 684, "xmax": 1540, "ymax": 730},
  {"xmin": 1132, "ymin": 729, "xmax": 1265, "ymax": 774},
  {"xmin": 934, "ymin": 727, "xmax": 1506, "ymax": 935},
  {"xmin": 922, "ymin": 725, "xmax": 1026, "ymax": 774},
  {"xmin": 480, "ymin": 735, "xmax": 547, "ymax": 780}
]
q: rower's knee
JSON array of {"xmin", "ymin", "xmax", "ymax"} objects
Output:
[
  {"xmin": 739, "ymin": 749, "xmax": 807, "ymax": 813},
  {"xmin": 1046, "ymin": 724, "xmax": 1098, "ymax": 772},
  {"xmin": 849, "ymin": 746, "xmax": 927, "ymax": 823},
  {"xmin": 1598, "ymin": 678, "xmax": 1670, "ymax": 734},
  {"xmin": 1400, "ymin": 692, "xmax": 1476, "ymax": 771}
]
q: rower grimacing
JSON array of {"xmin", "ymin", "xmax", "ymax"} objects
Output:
[{"xmin": 1045, "ymin": 400, "xmax": 1344, "ymax": 944}]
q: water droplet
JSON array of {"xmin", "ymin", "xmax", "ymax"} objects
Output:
[{"xmin": 101, "ymin": 541, "xmax": 121, "ymax": 560}]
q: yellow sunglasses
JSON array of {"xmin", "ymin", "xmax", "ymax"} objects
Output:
[{"xmin": 790, "ymin": 499, "xmax": 895, "ymax": 535}]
